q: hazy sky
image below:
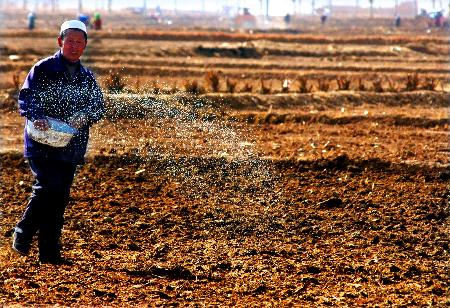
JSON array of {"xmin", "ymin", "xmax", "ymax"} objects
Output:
[{"xmin": 21, "ymin": 1, "xmax": 448, "ymax": 16}]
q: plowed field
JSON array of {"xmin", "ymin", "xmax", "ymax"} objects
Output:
[{"xmin": 0, "ymin": 12, "xmax": 449, "ymax": 306}]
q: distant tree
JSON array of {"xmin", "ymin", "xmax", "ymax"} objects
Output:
[{"xmin": 369, "ymin": 0, "xmax": 374, "ymax": 18}]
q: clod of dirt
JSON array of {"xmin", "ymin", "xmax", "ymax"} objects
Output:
[
  {"xmin": 438, "ymin": 171, "xmax": 450, "ymax": 181},
  {"xmin": 126, "ymin": 265, "xmax": 197, "ymax": 280},
  {"xmin": 371, "ymin": 235, "xmax": 380, "ymax": 245},
  {"xmin": 196, "ymin": 44, "xmax": 261, "ymax": 58},
  {"xmin": 318, "ymin": 197, "xmax": 343, "ymax": 208}
]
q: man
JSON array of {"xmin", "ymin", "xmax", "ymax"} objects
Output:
[
  {"xmin": 27, "ymin": 11, "xmax": 36, "ymax": 30},
  {"xmin": 93, "ymin": 12, "xmax": 102, "ymax": 30},
  {"xmin": 12, "ymin": 20, "xmax": 105, "ymax": 264}
]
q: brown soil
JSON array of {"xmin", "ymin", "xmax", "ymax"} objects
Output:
[{"xmin": 0, "ymin": 13, "xmax": 449, "ymax": 307}]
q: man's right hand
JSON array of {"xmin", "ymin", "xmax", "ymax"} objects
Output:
[{"xmin": 33, "ymin": 119, "xmax": 49, "ymax": 131}]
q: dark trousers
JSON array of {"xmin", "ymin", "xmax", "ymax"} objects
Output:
[{"xmin": 16, "ymin": 158, "xmax": 77, "ymax": 258}]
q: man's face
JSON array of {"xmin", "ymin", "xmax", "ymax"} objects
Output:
[{"xmin": 58, "ymin": 29, "xmax": 87, "ymax": 63}]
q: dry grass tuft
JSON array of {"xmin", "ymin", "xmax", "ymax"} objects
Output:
[
  {"xmin": 372, "ymin": 78, "xmax": 384, "ymax": 93},
  {"xmin": 204, "ymin": 71, "xmax": 221, "ymax": 92},
  {"xmin": 336, "ymin": 76, "xmax": 351, "ymax": 91},
  {"xmin": 184, "ymin": 80, "xmax": 205, "ymax": 95},
  {"xmin": 386, "ymin": 78, "xmax": 399, "ymax": 92},
  {"xmin": 421, "ymin": 77, "xmax": 441, "ymax": 91},
  {"xmin": 317, "ymin": 78, "xmax": 330, "ymax": 92},
  {"xmin": 405, "ymin": 74, "xmax": 419, "ymax": 91},
  {"xmin": 105, "ymin": 70, "xmax": 126, "ymax": 93},
  {"xmin": 260, "ymin": 79, "xmax": 271, "ymax": 94},
  {"xmin": 241, "ymin": 81, "xmax": 253, "ymax": 93},
  {"xmin": 151, "ymin": 81, "xmax": 161, "ymax": 94},
  {"xmin": 225, "ymin": 78, "xmax": 237, "ymax": 93},
  {"xmin": 296, "ymin": 76, "xmax": 312, "ymax": 93},
  {"xmin": 357, "ymin": 78, "xmax": 367, "ymax": 91},
  {"xmin": 12, "ymin": 71, "xmax": 22, "ymax": 93}
]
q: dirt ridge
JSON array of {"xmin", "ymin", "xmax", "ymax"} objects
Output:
[
  {"xmin": 2, "ymin": 152, "xmax": 447, "ymax": 177},
  {"xmin": 104, "ymin": 92, "xmax": 449, "ymax": 120},
  {"xmin": 2, "ymin": 30, "xmax": 449, "ymax": 45}
]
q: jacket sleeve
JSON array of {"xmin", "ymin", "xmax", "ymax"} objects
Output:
[
  {"xmin": 18, "ymin": 65, "xmax": 46, "ymax": 121},
  {"xmin": 82, "ymin": 72, "xmax": 105, "ymax": 126}
]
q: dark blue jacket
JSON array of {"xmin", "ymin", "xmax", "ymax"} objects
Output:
[{"xmin": 19, "ymin": 50, "xmax": 105, "ymax": 164}]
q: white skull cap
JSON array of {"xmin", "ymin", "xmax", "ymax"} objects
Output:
[{"xmin": 60, "ymin": 20, "xmax": 87, "ymax": 35}]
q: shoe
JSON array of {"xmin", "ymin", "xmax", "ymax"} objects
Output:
[
  {"xmin": 38, "ymin": 239, "xmax": 66, "ymax": 265},
  {"xmin": 12, "ymin": 229, "xmax": 31, "ymax": 256}
]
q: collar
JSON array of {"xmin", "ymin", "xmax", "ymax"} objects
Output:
[{"xmin": 53, "ymin": 50, "xmax": 87, "ymax": 75}]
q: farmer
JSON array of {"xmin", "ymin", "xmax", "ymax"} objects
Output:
[
  {"xmin": 77, "ymin": 13, "xmax": 90, "ymax": 27},
  {"xmin": 12, "ymin": 20, "xmax": 105, "ymax": 264},
  {"xmin": 394, "ymin": 14, "xmax": 401, "ymax": 27},
  {"xmin": 27, "ymin": 11, "xmax": 36, "ymax": 30},
  {"xmin": 284, "ymin": 13, "xmax": 291, "ymax": 27},
  {"xmin": 93, "ymin": 12, "xmax": 102, "ymax": 30},
  {"xmin": 320, "ymin": 8, "xmax": 330, "ymax": 26}
]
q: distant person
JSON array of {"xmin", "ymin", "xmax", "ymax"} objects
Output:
[
  {"xmin": 235, "ymin": 8, "xmax": 257, "ymax": 29},
  {"xmin": 78, "ymin": 13, "xmax": 90, "ymax": 27},
  {"xmin": 284, "ymin": 13, "xmax": 291, "ymax": 27},
  {"xmin": 394, "ymin": 14, "xmax": 401, "ymax": 27},
  {"xmin": 11, "ymin": 20, "xmax": 105, "ymax": 264},
  {"xmin": 93, "ymin": 12, "xmax": 102, "ymax": 30},
  {"xmin": 321, "ymin": 8, "xmax": 330, "ymax": 25},
  {"xmin": 27, "ymin": 11, "xmax": 36, "ymax": 30},
  {"xmin": 435, "ymin": 11, "xmax": 444, "ymax": 27}
]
